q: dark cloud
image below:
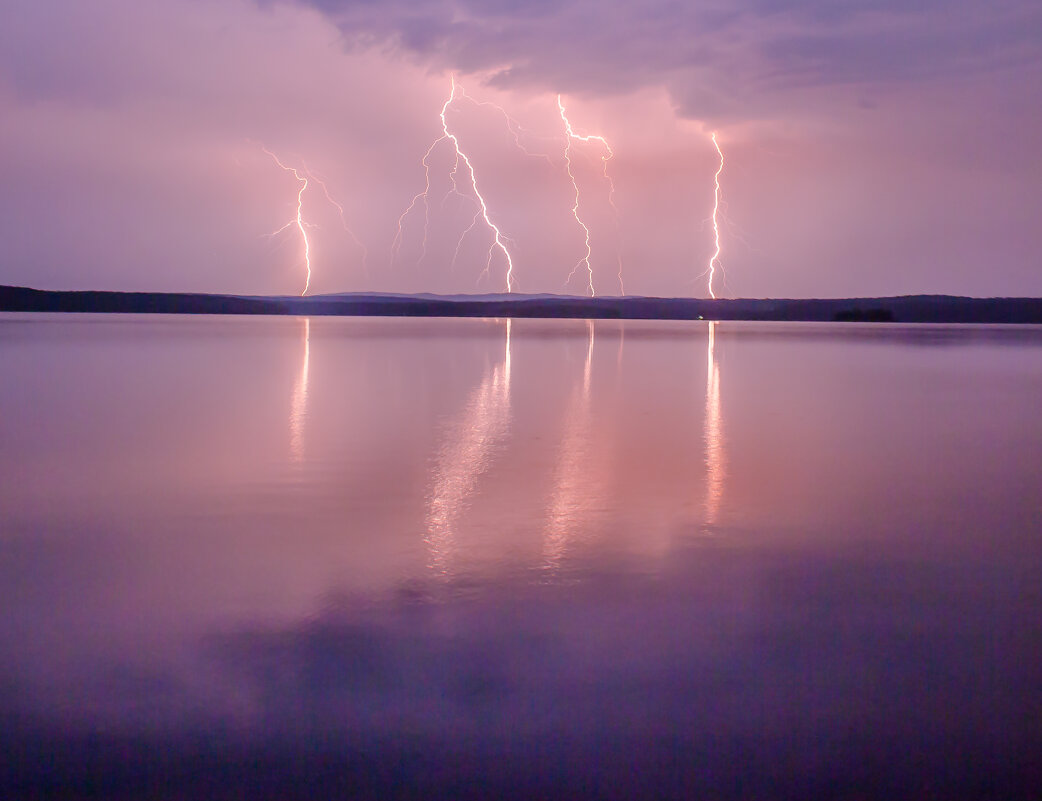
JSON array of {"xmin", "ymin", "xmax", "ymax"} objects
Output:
[{"xmin": 292, "ymin": 0, "xmax": 1042, "ymax": 118}]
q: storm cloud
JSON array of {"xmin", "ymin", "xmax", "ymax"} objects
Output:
[{"xmin": 293, "ymin": 0, "xmax": 1042, "ymax": 119}]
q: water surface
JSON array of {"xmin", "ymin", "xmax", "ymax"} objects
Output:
[{"xmin": 1, "ymin": 314, "xmax": 1040, "ymax": 798}]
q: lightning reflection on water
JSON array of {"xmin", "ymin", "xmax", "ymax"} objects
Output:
[
  {"xmin": 425, "ymin": 319, "xmax": 513, "ymax": 574},
  {"xmin": 703, "ymin": 321, "xmax": 724, "ymax": 525},
  {"xmin": 289, "ymin": 317, "xmax": 311, "ymax": 464}
]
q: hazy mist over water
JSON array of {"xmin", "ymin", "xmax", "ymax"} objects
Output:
[{"xmin": 1, "ymin": 314, "xmax": 1041, "ymax": 798}]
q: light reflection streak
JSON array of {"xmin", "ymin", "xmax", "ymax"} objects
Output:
[
  {"xmin": 616, "ymin": 324, "xmax": 624, "ymax": 386},
  {"xmin": 703, "ymin": 322, "xmax": 725, "ymax": 524},
  {"xmin": 289, "ymin": 317, "xmax": 310, "ymax": 463},
  {"xmin": 544, "ymin": 320, "xmax": 596, "ymax": 568},
  {"xmin": 425, "ymin": 319, "xmax": 513, "ymax": 574}
]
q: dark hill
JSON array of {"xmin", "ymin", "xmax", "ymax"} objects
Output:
[{"xmin": 2, "ymin": 285, "xmax": 1041, "ymax": 324}]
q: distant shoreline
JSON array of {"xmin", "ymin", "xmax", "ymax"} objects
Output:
[{"xmin": 2, "ymin": 285, "xmax": 1041, "ymax": 324}]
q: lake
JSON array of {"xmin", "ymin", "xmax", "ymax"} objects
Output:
[{"xmin": 1, "ymin": 314, "xmax": 1040, "ymax": 799}]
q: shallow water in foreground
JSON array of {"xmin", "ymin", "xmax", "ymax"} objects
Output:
[{"xmin": 1, "ymin": 314, "xmax": 1041, "ymax": 798}]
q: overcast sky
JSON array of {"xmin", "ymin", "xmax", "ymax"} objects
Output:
[{"xmin": 1, "ymin": 0, "xmax": 1040, "ymax": 297}]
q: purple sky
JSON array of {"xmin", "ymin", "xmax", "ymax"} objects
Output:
[{"xmin": 1, "ymin": 0, "xmax": 1040, "ymax": 297}]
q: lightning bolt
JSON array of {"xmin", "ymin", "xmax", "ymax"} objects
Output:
[
  {"xmin": 442, "ymin": 79, "xmax": 518, "ymax": 292},
  {"xmin": 705, "ymin": 132, "xmax": 724, "ymax": 300},
  {"xmin": 557, "ymin": 97, "xmax": 595, "ymax": 297},
  {"xmin": 557, "ymin": 95, "xmax": 624, "ymax": 296},
  {"xmin": 263, "ymin": 148, "xmax": 364, "ymax": 296},
  {"xmin": 451, "ymin": 89, "xmax": 563, "ymax": 279},
  {"xmin": 264, "ymin": 149, "xmax": 312, "ymax": 295},
  {"xmin": 394, "ymin": 77, "xmax": 517, "ymax": 292}
]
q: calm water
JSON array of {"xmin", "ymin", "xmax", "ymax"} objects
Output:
[{"xmin": 1, "ymin": 314, "xmax": 1041, "ymax": 799}]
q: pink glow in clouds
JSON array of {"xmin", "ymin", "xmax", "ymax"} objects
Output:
[{"xmin": 0, "ymin": 0, "xmax": 1040, "ymax": 297}]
